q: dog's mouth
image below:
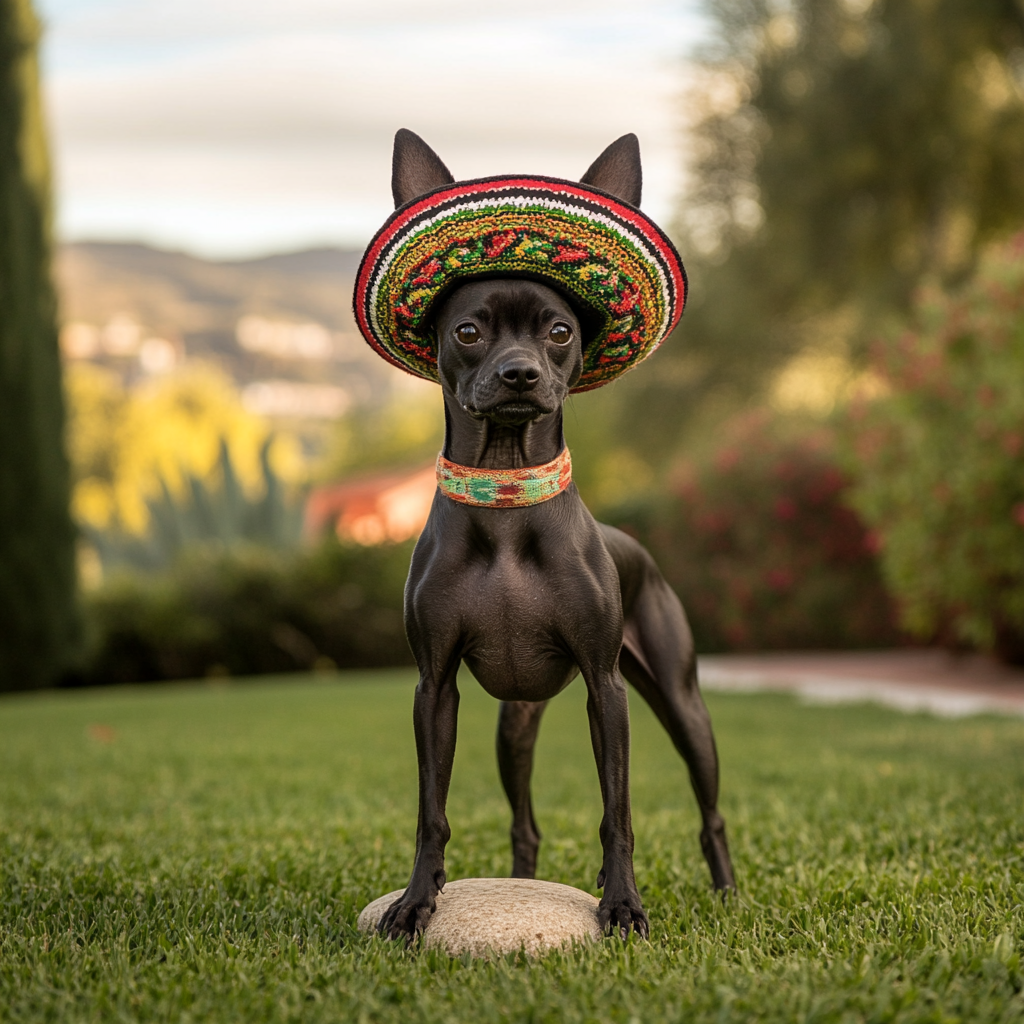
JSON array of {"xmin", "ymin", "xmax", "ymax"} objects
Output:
[{"xmin": 470, "ymin": 400, "xmax": 551, "ymax": 425}]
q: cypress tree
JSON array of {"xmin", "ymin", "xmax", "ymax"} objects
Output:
[{"xmin": 0, "ymin": 0, "xmax": 78, "ymax": 690}]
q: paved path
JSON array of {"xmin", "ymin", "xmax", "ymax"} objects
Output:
[{"xmin": 698, "ymin": 650, "xmax": 1024, "ymax": 718}]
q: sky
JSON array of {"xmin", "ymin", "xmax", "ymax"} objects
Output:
[{"xmin": 38, "ymin": 0, "xmax": 710, "ymax": 258}]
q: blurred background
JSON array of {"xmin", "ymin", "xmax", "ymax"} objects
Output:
[{"xmin": 2, "ymin": 0, "xmax": 1024, "ymax": 690}]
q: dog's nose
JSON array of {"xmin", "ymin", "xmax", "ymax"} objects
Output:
[{"xmin": 498, "ymin": 359, "xmax": 541, "ymax": 392}]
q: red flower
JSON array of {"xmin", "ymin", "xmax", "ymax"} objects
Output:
[
  {"xmin": 774, "ymin": 497, "xmax": 797, "ymax": 520},
  {"xmin": 695, "ymin": 512, "xmax": 731, "ymax": 534},
  {"xmin": 715, "ymin": 448, "xmax": 740, "ymax": 472},
  {"xmin": 724, "ymin": 623, "xmax": 750, "ymax": 647},
  {"xmin": 1014, "ymin": 504, "xmax": 1024, "ymax": 529},
  {"xmin": 766, "ymin": 567, "xmax": 795, "ymax": 591}
]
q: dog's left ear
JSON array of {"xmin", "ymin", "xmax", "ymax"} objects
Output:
[
  {"xmin": 580, "ymin": 134, "xmax": 642, "ymax": 207},
  {"xmin": 392, "ymin": 129, "xmax": 455, "ymax": 208}
]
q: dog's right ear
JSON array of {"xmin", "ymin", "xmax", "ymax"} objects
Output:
[
  {"xmin": 580, "ymin": 134, "xmax": 642, "ymax": 207},
  {"xmin": 392, "ymin": 129, "xmax": 455, "ymax": 208}
]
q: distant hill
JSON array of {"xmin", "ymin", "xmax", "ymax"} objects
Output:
[
  {"xmin": 57, "ymin": 242, "xmax": 364, "ymax": 334},
  {"xmin": 55, "ymin": 241, "xmax": 403, "ymax": 408},
  {"xmin": 221, "ymin": 248, "xmax": 364, "ymax": 278}
]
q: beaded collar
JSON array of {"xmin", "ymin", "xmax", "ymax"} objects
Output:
[{"xmin": 436, "ymin": 447, "xmax": 572, "ymax": 508}]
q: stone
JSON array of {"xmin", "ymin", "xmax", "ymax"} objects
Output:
[{"xmin": 357, "ymin": 877, "xmax": 602, "ymax": 957}]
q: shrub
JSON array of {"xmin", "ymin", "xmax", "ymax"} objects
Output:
[
  {"xmin": 65, "ymin": 361, "xmax": 301, "ymax": 534},
  {"xmin": 74, "ymin": 539, "xmax": 414, "ymax": 685},
  {"xmin": 85, "ymin": 438, "xmax": 304, "ymax": 573},
  {"xmin": 844, "ymin": 234, "xmax": 1024, "ymax": 662},
  {"xmin": 608, "ymin": 412, "xmax": 903, "ymax": 651}
]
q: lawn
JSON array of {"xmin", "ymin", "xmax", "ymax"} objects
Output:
[{"xmin": 1, "ymin": 671, "xmax": 1022, "ymax": 1023}]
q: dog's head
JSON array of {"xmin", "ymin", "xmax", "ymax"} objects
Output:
[{"xmin": 391, "ymin": 129, "xmax": 643, "ymax": 427}]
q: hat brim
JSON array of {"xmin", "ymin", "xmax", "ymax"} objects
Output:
[{"xmin": 353, "ymin": 176, "xmax": 686, "ymax": 393}]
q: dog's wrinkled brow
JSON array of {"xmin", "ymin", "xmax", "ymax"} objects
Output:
[
  {"xmin": 493, "ymin": 293, "xmax": 574, "ymax": 334},
  {"xmin": 438, "ymin": 280, "xmax": 578, "ymax": 338},
  {"xmin": 538, "ymin": 307, "xmax": 566, "ymax": 323}
]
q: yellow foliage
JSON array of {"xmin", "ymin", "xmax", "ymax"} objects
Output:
[
  {"xmin": 772, "ymin": 350, "xmax": 854, "ymax": 416},
  {"xmin": 771, "ymin": 347, "xmax": 891, "ymax": 416},
  {"xmin": 64, "ymin": 362, "xmax": 303, "ymax": 533},
  {"xmin": 64, "ymin": 364, "xmax": 127, "ymax": 527},
  {"xmin": 591, "ymin": 448, "xmax": 655, "ymax": 509},
  {"xmin": 320, "ymin": 376, "xmax": 442, "ymax": 481}
]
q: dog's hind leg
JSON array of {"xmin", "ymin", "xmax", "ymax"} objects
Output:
[
  {"xmin": 620, "ymin": 584, "xmax": 736, "ymax": 891},
  {"xmin": 496, "ymin": 700, "xmax": 548, "ymax": 878},
  {"xmin": 600, "ymin": 526, "xmax": 736, "ymax": 891}
]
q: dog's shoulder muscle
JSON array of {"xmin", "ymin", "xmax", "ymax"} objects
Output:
[{"xmin": 595, "ymin": 522, "xmax": 663, "ymax": 614}]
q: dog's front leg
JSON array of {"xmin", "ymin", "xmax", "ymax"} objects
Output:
[
  {"xmin": 584, "ymin": 669, "xmax": 650, "ymax": 939},
  {"xmin": 378, "ymin": 666, "xmax": 460, "ymax": 943}
]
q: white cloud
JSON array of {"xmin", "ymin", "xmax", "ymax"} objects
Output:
[{"xmin": 40, "ymin": 0, "xmax": 708, "ymax": 256}]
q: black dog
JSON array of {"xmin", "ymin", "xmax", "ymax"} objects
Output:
[{"xmin": 378, "ymin": 130, "xmax": 735, "ymax": 942}]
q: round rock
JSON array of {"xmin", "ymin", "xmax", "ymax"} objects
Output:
[{"xmin": 358, "ymin": 878, "xmax": 602, "ymax": 957}]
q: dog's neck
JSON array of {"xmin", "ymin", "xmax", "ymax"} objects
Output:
[{"xmin": 442, "ymin": 394, "xmax": 564, "ymax": 470}]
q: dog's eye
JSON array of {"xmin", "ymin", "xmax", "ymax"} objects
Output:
[
  {"xmin": 455, "ymin": 323, "xmax": 480, "ymax": 345},
  {"xmin": 548, "ymin": 323, "xmax": 572, "ymax": 345}
]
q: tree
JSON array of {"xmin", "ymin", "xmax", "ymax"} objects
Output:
[
  {"xmin": 605, "ymin": 409, "xmax": 902, "ymax": 651},
  {"xmin": 844, "ymin": 233, "xmax": 1024, "ymax": 662},
  {"xmin": 603, "ymin": 0, "xmax": 1024, "ymax": 468},
  {"xmin": 0, "ymin": 0, "xmax": 78, "ymax": 690}
]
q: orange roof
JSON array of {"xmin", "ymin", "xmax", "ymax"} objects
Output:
[{"xmin": 305, "ymin": 463, "xmax": 436, "ymax": 544}]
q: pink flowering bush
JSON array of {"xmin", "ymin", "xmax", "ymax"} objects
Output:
[
  {"xmin": 844, "ymin": 234, "xmax": 1024, "ymax": 662},
  {"xmin": 609, "ymin": 412, "xmax": 902, "ymax": 651}
]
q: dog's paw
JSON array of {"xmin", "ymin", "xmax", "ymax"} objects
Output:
[
  {"xmin": 700, "ymin": 822, "xmax": 737, "ymax": 893},
  {"xmin": 598, "ymin": 893, "xmax": 650, "ymax": 941},
  {"xmin": 377, "ymin": 891, "xmax": 436, "ymax": 945}
]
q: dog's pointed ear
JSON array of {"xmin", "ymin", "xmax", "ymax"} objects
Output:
[
  {"xmin": 580, "ymin": 134, "xmax": 642, "ymax": 207},
  {"xmin": 392, "ymin": 129, "xmax": 455, "ymax": 208}
]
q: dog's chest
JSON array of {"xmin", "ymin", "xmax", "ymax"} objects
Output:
[
  {"xmin": 411, "ymin": 505, "xmax": 622, "ymax": 700},
  {"xmin": 459, "ymin": 543, "xmax": 568, "ymax": 642}
]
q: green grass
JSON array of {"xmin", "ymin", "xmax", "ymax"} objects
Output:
[{"xmin": 1, "ymin": 671, "xmax": 1023, "ymax": 1023}]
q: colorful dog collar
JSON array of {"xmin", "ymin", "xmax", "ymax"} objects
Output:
[
  {"xmin": 354, "ymin": 176, "xmax": 686, "ymax": 393},
  {"xmin": 436, "ymin": 447, "xmax": 573, "ymax": 507}
]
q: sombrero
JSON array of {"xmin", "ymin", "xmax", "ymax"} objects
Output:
[{"xmin": 353, "ymin": 175, "xmax": 686, "ymax": 393}]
